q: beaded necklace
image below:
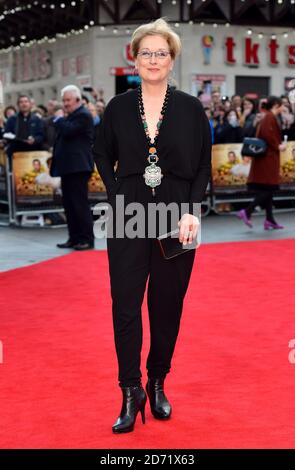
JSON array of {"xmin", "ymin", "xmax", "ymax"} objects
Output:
[{"xmin": 138, "ymin": 83, "xmax": 170, "ymax": 196}]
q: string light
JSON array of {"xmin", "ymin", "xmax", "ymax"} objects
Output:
[
  {"xmin": 0, "ymin": 0, "xmax": 94, "ymax": 52},
  {"xmin": 1, "ymin": 1, "xmax": 295, "ymax": 54}
]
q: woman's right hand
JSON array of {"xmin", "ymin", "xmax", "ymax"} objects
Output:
[{"xmin": 279, "ymin": 143, "xmax": 287, "ymax": 151}]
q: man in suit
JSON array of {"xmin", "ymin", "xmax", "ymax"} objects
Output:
[
  {"xmin": 4, "ymin": 95, "xmax": 44, "ymax": 162},
  {"xmin": 50, "ymin": 85, "xmax": 95, "ymax": 250}
]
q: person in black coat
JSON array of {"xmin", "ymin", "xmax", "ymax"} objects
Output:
[
  {"xmin": 214, "ymin": 109, "xmax": 243, "ymax": 144},
  {"xmin": 4, "ymin": 95, "xmax": 44, "ymax": 163},
  {"xmin": 50, "ymin": 85, "xmax": 95, "ymax": 250},
  {"xmin": 93, "ymin": 18, "xmax": 212, "ymax": 433},
  {"xmin": 240, "ymin": 97, "xmax": 257, "ymax": 138}
]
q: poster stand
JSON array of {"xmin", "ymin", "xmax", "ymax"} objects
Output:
[
  {"xmin": 8, "ymin": 151, "xmax": 108, "ymax": 227},
  {"xmin": 211, "ymin": 142, "xmax": 295, "ymax": 213},
  {"xmin": 1, "ymin": 146, "xmax": 294, "ymax": 226},
  {"xmin": 0, "ymin": 149, "xmax": 10, "ymax": 226}
]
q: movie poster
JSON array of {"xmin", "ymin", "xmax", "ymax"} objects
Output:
[
  {"xmin": 13, "ymin": 151, "xmax": 61, "ymax": 205},
  {"xmin": 212, "ymin": 143, "xmax": 250, "ymax": 190},
  {"xmin": 280, "ymin": 141, "xmax": 295, "ymax": 188},
  {"xmin": 13, "ymin": 151, "xmax": 107, "ymax": 205},
  {"xmin": 88, "ymin": 166, "xmax": 107, "ymax": 200},
  {"xmin": 212, "ymin": 142, "xmax": 295, "ymax": 191}
]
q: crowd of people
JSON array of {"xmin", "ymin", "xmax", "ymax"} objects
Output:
[
  {"xmin": 0, "ymin": 88, "xmax": 105, "ymax": 156},
  {"xmin": 0, "ymin": 85, "xmax": 294, "ymax": 236},
  {"xmin": 2, "ymin": 87, "xmax": 295, "ymax": 156},
  {"xmin": 0, "ymin": 86, "xmax": 106, "ymax": 246},
  {"xmin": 199, "ymin": 91, "xmax": 295, "ymax": 144}
]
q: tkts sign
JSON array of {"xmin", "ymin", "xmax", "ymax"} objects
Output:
[{"xmin": 225, "ymin": 37, "xmax": 295, "ymax": 67}]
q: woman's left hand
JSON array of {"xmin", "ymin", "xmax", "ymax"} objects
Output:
[{"xmin": 178, "ymin": 213, "xmax": 200, "ymax": 245}]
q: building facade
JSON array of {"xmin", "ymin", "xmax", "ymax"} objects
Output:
[{"xmin": 1, "ymin": 23, "xmax": 295, "ymax": 106}]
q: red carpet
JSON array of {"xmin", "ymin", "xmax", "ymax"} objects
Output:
[{"xmin": 0, "ymin": 239, "xmax": 295, "ymax": 449}]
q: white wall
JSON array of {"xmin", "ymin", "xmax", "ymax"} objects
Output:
[
  {"xmin": 0, "ymin": 30, "xmax": 93, "ymax": 105},
  {"xmin": 180, "ymin": 23, "xmax": 295, "ymax": 97}
]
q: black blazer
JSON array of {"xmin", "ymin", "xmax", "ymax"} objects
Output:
[
  {"xmin": 93, "ymin": 88, "xmax": 212, "ymax": 208},
  {"xmin": 50, "ymin": 105, "xmax": 94, "ymax": 177},
  {"xmin": 214, "ymin": 122, "xmax": 243, "ymax": 144}
]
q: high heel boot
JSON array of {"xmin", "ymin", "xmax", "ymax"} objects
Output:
[
  {"xmin": 146, "ymin": 378, "xmax": 172, "ymax": 420},
  {"xmin": 112, "ymin": 385, "xmax": 147, "ymax": 434}
]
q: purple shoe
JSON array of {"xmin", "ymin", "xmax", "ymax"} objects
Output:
[
  {"xmin": 264, "ymin": 220, "xmax": 284, "ymax": 230},
  {"xmin": 236, "ymin": 209, "xmax": 253, "ymax": 228}
]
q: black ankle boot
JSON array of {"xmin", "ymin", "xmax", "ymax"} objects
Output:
[
  {"xmin": 112, "ymin": 385, "xmax": 147, "ymax": 434},
  {"xmin": 146, "ymin": 378, "xmax": 172, "ymax": 420}
]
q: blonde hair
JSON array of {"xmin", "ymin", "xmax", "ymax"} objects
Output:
[{"xmin": 131, "ymin": 18, "xmax": 181, "ymax": 60}]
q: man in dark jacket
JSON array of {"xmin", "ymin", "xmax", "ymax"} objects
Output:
[
  {"xmin": 4, "ymin": 95, "xmax": 44, "ymax": 161},
  {"xmin": 51, "ymin": 85, "xmax": 95, "ymax": 250}
]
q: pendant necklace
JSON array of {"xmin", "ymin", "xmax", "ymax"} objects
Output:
[{"xmin": 138, "ymin": 83, "xmax": 170, "ymax": 197}]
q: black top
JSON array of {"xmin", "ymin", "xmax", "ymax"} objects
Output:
[
  {"xmin": 214, "ymin": 122, "xmax": 243, "ymax": 144},
  {"xmin": 93, "ymin": 87, "xmax": 212, "ymax": 205},
  {"xmin": 50, "ymin": 105, "xmax": 94, "ymax": 177},
  {"xmin": 17, "ymin": 112, "xmax": 31, "ymax": 140}
]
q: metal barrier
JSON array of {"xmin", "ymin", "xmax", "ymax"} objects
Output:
[
  {"xmin": 6, "ymin": 150, "xmax": 108, "ymax": 227},
  {"xmin": 0, "ymin": 148, "xmax": 10, "ymax": 226},
  {"xmin": 1, "ymin": 146, "xmax": 295, "ymax": 227}
]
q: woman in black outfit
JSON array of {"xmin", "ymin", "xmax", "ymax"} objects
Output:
[{"xmin": 93, "ymin": 18, "xmax": 212, "ymax": 433}]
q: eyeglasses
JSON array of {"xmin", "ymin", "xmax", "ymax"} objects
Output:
[{"xmin": 137, "ymin": 50, "xmax": 171, "ymax": 60}]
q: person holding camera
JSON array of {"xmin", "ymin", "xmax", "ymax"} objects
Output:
[{"xmin": 51, "ymin": 85, "xmax": 95, "ymax": 250}]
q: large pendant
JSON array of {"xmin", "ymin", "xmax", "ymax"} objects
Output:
[{"xmin": 143, "ymin": 150, "xmax": 163, "ymax": 196}]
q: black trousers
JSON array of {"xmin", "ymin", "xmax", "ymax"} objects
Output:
[
  {"xmin": 61, "ymin": 171, "xmax": 94, "ymax": 244},
  {"xmin": 106, "ymin": 174, "xmax": 196, "ymax": 388},
  {"xmin": 245, "ymin": 189, "xmax": 275, "ymax": 222}
]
